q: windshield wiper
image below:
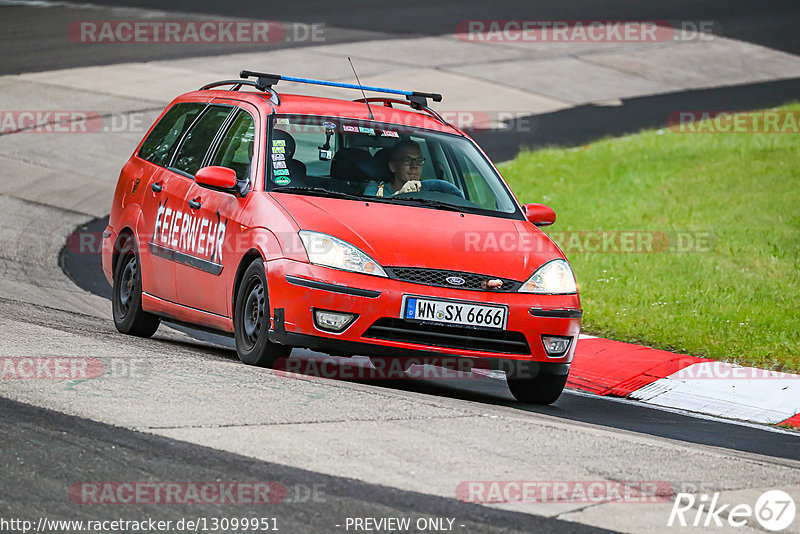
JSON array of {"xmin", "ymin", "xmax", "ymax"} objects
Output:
[
  {"xmin": 387, "ymin": 197, "xmax": 467, "ymax": 213},
  {"xmin": 271, "ymin": 186, "xmax": 366, "ymax": 201}
]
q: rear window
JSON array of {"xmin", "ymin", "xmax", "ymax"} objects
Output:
[{"xmin": 138, "ymin": 103, "xmax": 205, "ymax": 167}]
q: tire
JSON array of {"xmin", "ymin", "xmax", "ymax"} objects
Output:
[
  {"xmin": 507, "ymin": 372, "xmax": 568, "ymax": 405},
  {"xmin": 112, "ymin": 240, "xmax": 160, "ymax": 337},
  {"xmin": 233, "ymin": 259, "xmax": 291, "ymax": 367}
]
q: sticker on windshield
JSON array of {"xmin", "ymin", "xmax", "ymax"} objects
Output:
[
  {"xmin": 272, "ymin": 139, "xmax": 286, "ymax": 146},
  {"xmin": 273, "ymin": 169, "xmax": 289, "ymax": 176},
  {"xmin": 343, "ymin": 125, "xmax": 358, "ymax": 133},
  {"xmin": 274, "ymin": 176, "xmax": 291, "ymax": 185},
  {"xmin": 271, "ymin": 153, "xmax": 285, "ymax": 161},
  {"xmin": 359, "ymin": 127, "xmax": 375, "ymax": 134},
  {"xmin": 381, "ymin": 130, "xmax": 399, "ymax": 138},
  {"xmin": 275, "ymin": 118, "xmax": 290, "ymax": 125},
  {"xmin": 322, "ymin": 121, "xmax": 336, "ymax": 130},
  {"xmin": 273, "ymin": 161, "xmax": 287, "ymax": 169},
  {"xmin": 273, "ymin": 147, "xmax": 285, "ymax": 154}
]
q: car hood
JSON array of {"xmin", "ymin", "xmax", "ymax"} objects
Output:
[{"xmin": 272, "ymin": 194, "xmax": 564, "ymax": 280}]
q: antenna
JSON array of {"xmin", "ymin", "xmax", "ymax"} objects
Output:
[{"xmin": 348, "ymin": 57, "xmax": 374, "ymax": 120}]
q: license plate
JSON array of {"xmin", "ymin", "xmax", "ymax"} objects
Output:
[{"xmin": 402, "ymin": 296, "xmax": 508, "ymax": 330}]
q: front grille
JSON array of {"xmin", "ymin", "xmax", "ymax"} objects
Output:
[
  {"xmin": 386, "ymin": 267, "xmax": 521, "ymax": 292},
  {"xmin": 363, "ymin": 318, "xmax": 531, "ymax": 355}
]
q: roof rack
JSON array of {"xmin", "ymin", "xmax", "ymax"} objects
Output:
[
  {"xmin": 200, "ymin": 70, "xmax": 446, "ymax": 123},
  {"xmin": 199, "ymin": 79, "xmax": 282, "ymax": 105},
  {"xmin": 238, "ymin": 70, "xmax": 443, "ymax": 108}
]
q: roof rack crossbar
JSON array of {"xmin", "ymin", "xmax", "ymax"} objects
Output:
[{"xmin": 239, "ymin": 70, "xmax": 443, "ymax": 105}]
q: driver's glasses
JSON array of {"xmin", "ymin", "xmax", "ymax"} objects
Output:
[{"xmin": 396, "ymin": 156, "xmax": 426, "ymax": 167}]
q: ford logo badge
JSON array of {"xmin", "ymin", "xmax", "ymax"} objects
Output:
[{"xmin": 446, "ymin": 276, "xmax": 465, "ymax": 286}]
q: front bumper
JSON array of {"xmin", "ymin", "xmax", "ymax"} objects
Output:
[{"xmin": 267, "ymin": 259, "xmax": 581, "ymax": 369}]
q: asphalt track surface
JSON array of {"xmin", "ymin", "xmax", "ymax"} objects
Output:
[
  {"xmin": 4, "ymin": 1, "xmax": 800, "ymax": 531},
  {"xmin": 3, "ymin": 0, "xmax": 799, "ymax": 162},
  {"xmin": 472, "ymin": 77, "xmax": 800, "ymax": 161},
  {"xmin": 86, "ymin": 0, "xmax": 800, "ymax": 58},
  {"xmin": 60, "ymin": 216, "xmax": 800, "ymax": 463},
  {"xmin": 3, "ymin": 0, "xmax": 799, "ymax": 76},
  {"xmin": 0, "ymin": 397, "xmax": 617, "ymax": 534}
]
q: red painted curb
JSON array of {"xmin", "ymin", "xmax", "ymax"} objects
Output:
[
  {"xmin": 567, "ymin": 337, "xmax": 713, "ymax": 396},
  {"xmin": 778, "ymin": 414, "xmax": 800, "ymax": 428}
]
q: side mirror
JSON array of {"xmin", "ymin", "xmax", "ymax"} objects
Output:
[
  {"xmin": 523, "ymin": 203, "xmax": 556, "ymax": 227},
  {"xmin": 195, "ymin": 166, "xmax": 238, "ymax": 191}
]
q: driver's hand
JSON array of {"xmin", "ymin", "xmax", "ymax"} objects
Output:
[{"xmin": 397, "ymin": 180, "xmax": 421, "ymax": 194}]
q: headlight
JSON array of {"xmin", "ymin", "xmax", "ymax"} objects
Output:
[
  {"xmin": 519, "ymin": 259, "xmax": 577, "ymax": 294},
  {"xmin": 299, "ymin": 230, "xmax": 387, "ymax": 277}
]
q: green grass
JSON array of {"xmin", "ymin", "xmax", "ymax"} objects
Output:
[{"xmin": 499, "ymin": 103, "xmax": 800, "ymax": 371}]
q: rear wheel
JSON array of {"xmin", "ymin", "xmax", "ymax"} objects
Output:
[
  {"xmin": 234, "ymin": 259, "xmax": 291, "ymax": 367},
  {"xmin": 507, "ymin": 372, "xmax": 568, "ymax": 405},
  {"xmin": 112, "ymin": 240, "xmax": 160, "ymax": 337}
]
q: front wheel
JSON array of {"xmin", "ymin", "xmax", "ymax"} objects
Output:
[
  {"xmin": 234, "ymin": 259, "xmax": 291, "ymax": 367},
  {"xmin": 507, "ymin": 372, "xmax": 568, "ymax": 405},
  {"xmin": 112, "ymin": 241, "xmax": 160, "ymax": 337}
]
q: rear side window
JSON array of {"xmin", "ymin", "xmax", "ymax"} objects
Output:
[
  {"xmin": 138, "ymin": 103, "xmax": 204, "ymax": 167},
  {"xmin": 171, "ymin": 106, "xmax": 232, "ymax": 177},
  {"xmin": 210, "ymin": 111, "xmax": 256, "ymax": 181}
]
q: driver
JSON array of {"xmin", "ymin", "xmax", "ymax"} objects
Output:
[{"xmin": 364, "ymin": 140, "xmax": 425, "ymax": 197}]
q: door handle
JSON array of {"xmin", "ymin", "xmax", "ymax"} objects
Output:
[
  {"xmin": 151, "ymin": 182, "xmax": 163, "ymax": 193},
  {"xmin": 188, "ymin": 198, "xmax": 202, "ymax": 210}
]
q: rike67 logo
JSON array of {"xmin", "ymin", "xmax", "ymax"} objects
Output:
[{"xmin": 668, "ymin": 490, "xmax": 795, "ymax": 531}]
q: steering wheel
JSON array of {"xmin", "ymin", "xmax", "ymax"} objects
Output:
[{"xmin": 421, "ymin": 179, "xmax": 465, "ymax": 198}]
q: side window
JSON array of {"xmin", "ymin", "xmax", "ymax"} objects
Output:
[
  {"xmin": 171, "ymin": 106, "xmax": 232, "ymax": 177},
  {"xmin": 210, "ymin": 111, "xmax": 256, "ymax": 181},
  {"xmin": 138, "ymin": 103, "xmax": 205, "ymax": 167}
]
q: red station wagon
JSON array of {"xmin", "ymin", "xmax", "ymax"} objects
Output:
[{"xmin": 102, "ymin": 70, "xmax": 582, "ymax": 404}]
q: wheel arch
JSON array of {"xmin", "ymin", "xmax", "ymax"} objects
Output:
[
  {"xmin": 112, "ymin": 227, "xmax": 137, "ymax": 277},
  {"xmin": 232, "ymin": 249, "xmax": 266, "ymax": 313},
  {"xmin": 111, "ymin": 204, "xmax": 145, "ymax": 278}
]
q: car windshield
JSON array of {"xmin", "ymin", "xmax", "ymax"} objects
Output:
[{"xmin": 265, "ymin": 115, "xmax": 521, "ymax": 217}]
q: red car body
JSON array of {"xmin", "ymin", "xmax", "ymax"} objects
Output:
[{"xmin": 102, "ymin": 73, "xmax": 581, "ymax": 403}]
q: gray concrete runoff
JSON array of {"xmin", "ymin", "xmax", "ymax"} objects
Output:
[{"xmin": 2, "ymin": 14, "xmax": 800, "ymax": 534}]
